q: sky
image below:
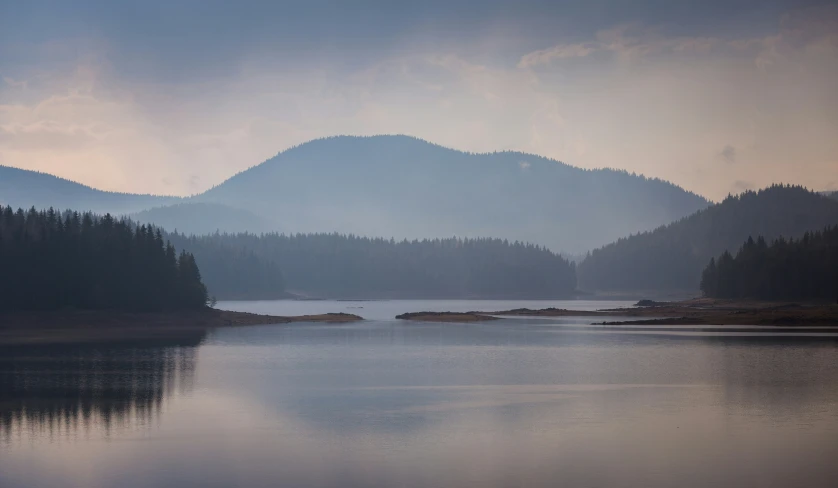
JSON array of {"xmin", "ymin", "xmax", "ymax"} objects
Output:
[{"xmin": 1, "ymin": 0, "xmax": 836, "ymax": 200}]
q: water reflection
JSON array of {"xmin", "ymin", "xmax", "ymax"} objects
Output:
[
  {"xmin": 3, "ymin": 319, "xmax": 838, "ymax": 487},
  {"xmin": 0, "ymin": 334, "xmax": 204, "ymax": 441}
]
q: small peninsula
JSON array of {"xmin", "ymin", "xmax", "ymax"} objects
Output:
[
  {"xmin": 0, "ymin": 207, "xmax": 361, "ymax": 345},
  {"xmin": 0, "ymin": 309, "xmax": 363, "ymax": 345},
  {"xmin": 395, "ymin": 311, "xmax": 498, "ymax": 322}
]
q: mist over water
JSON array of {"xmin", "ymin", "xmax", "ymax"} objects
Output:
[{"xmin": 2, "ymin": 301, "xmax": 838, "ymax": 488}]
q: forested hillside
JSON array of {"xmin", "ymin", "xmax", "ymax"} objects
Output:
[
  {"xmin": 166, "ymin": 232, "xmax": 287, "ymax": 299},
  {"xmin": 193, "ymin": 135, "xmax": 709, "ymax": 253},
  {"xmin": 701, "ymin": 226, "xmax": 838, "ymax": 302},
  {"xmin": 0, "ymin": 207, "xmax": 207, "ymax": 311},
  {"xmin": 0, "ymin": 166, "xmax": 179, "ymax": 214},
  {"xmin": 577, "ymin": 185, "xmax": 838, "ymax": 293},
  {"xmin": 0, "ymin": 203, "xmax": 575, "ymax": 301},
  {"xmin": 173, "ymin": 232, "xmax": 577, "ymax": 299}
]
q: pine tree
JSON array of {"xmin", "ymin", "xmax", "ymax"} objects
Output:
[{"xmin": 0, "ymin": 206, "xmax": 210, "ymax": 312}]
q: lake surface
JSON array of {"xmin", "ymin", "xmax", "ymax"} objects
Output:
[{"xmin": 3, "ymin": 299, "xmax": 838, "ymax": 487}]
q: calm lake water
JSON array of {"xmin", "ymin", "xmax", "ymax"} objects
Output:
[{"xmin": 2, "ymin": 299, "xmax": 838, "ymax": 487}]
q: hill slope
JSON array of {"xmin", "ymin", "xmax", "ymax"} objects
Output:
[
  {"xmin": 0, "ymin": 166, "xmax": 179, "ymax": 214},
  {"xmin": 195, "ymin": 135, "xmax": 710, "ymax": 253},
  {"xmin": 577, "ymin": 185, "xmax": 838, "ymax": 293},
  {"xmin": 133, "ymin": 203, "xmax": 281, "ymax": 236}
]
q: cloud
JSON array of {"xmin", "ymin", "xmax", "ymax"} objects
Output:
[
  {"xmin": 0, "ymin": 122, "xmax": 99, "ymax": 151},
  {"xmin": 718, "ymin": 145, "xmax": 736, "ymax": 164},
  {"xmin": 3, "ymin": 77, "xmax": 28, "ymax": 89},
  {"xmin": 519, "ymin": 5, "xmax": 838, "ymax": 69},
  {"xmin": 519, "ymin": 25, "xmax": 729, "ymax": 67},
  {"xmin": 518, "ymin": 43, "xmax": 597, "ymax": 68},
  {"xmin": 0, "ymin": 2, "xmax": 836, "ymax": 202}
]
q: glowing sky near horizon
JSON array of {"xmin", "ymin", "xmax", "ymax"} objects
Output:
[{"xmin": 1, "ymin": 0, "xmax": 837, "ymax": 200}]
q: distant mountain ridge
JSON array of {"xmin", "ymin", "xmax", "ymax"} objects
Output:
[
  {"xmin": 0, "ymin": 165, "xmax": 180, "ymax": 215},
  {"xmin": 577, "ymin": 185, "xmax": 838, "ymax": 293},
  {"xmin": 193, "ymin": 135, "xmax": 710, "ymax": 252},
  {"xmin": 0, "ymin": 167, "xmax": 273, "ymax": 235},
  {"xmin": 1, "ymin": 135, "xmax": 710, "ymax": 251}
]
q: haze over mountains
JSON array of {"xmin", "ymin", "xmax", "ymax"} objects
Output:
[
  {"xmin": 3, "ymin": 136, "xmax": 838, "ymax": 299},
  {"xmin": 196, "ymin": 136, "xmax": 711, "ymax": 253},
  {"xmin": 133, "ymin": 203, "xmax": 281, "ymax": 236},
  {"xmin": 1, "ymin": 135, "xmax": 711, "ymax": 253},
  {"xmin": 0, "ymin": 166, "xmax": 180, "ymax": 215}
]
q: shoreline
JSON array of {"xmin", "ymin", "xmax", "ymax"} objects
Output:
[
  {"xmin": 4, "ymin": 298, "xmax": 837, "ymax": 343},
  {"xmin": 0, "ymin": 309, "xmax": 363, "ymax": 345},
  {"xmin": 395, "ymin": 312, "xmax": 499, "ymax": 322},
  {"xmin": 394, "ymin": 299, "xmax": 838, "ymax": 325}
]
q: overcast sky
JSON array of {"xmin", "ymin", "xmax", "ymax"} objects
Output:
[{"xmin": 1, "ymin": 0, "xmax": 836, "ymax": 200}]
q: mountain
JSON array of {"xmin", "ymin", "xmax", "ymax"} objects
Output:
[
  {"xmin": 0, "ymin": 165, "xmax": 180, "ymax": 214},
  {"xmin": 133, "ymin": 203, "xmax": 281, "ymax": 236},
  {"xmin": 2, "ymin": 137, "xmax": 710, "ymax": 250},
  {"xmin": 0, "ymin": 166, "xmax": 282, "ymax": 236},
  {"xmin": 194, "ymin": 135, "xmax": 710, "ymax": 253},
  {"xmin": 577, "ymin": 185, "xmax": 838, "ymax": 293}
]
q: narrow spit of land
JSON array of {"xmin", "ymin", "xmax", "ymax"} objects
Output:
[
  {"xmin": 0, "ymin": 309, "xmax": 363, "ymax": 345},
  {"xmin": 395, "ymin": 312, "xmax": 499, "ymax": 322},
  {"xmin": 395, "ymin": 298, "xmax": 838, "ymax": 326}
]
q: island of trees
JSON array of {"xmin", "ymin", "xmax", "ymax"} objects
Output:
[
  {"xmin": 0, "ymin": 206, "xmax": 208, "ymax": 311},
  {"xmin": 700, "ymin": 226, "xmax": 838, "ymax": 302}
]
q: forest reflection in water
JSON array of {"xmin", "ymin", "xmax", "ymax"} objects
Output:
[
  {"xmin": 2, "ymin": 315, "xmax": 838, "ymax": 487},
  {"xmin": 0, "ymin": 332, "xmax": 205, "ymax": 442}
]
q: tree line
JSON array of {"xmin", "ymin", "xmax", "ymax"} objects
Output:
[
  {"xmin": 165, "ymin": 231, "xmax": 286, "ymax": 300},
  {"xmin": 0, "ymin": 206, "xmax": 208, "ymax": 312},
  {"xmin": 577, "ymin": 185, "xmax": 838, "ymax": 293},
  {"xmin": 700, "ymin": 226, "xmax": 838, "ymax": 302},
  {"xmin": 169, "ymin": 232, "xmax": 577, "ymax": 299}
]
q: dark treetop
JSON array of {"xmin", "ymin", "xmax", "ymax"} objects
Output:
[
  {"xmin": 701, "ymin": 226, "xmax": 838, "ymax": 302},
  {"xmin": 0, "ymin": 206, "xmax": 207, "ymax": 312}
]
